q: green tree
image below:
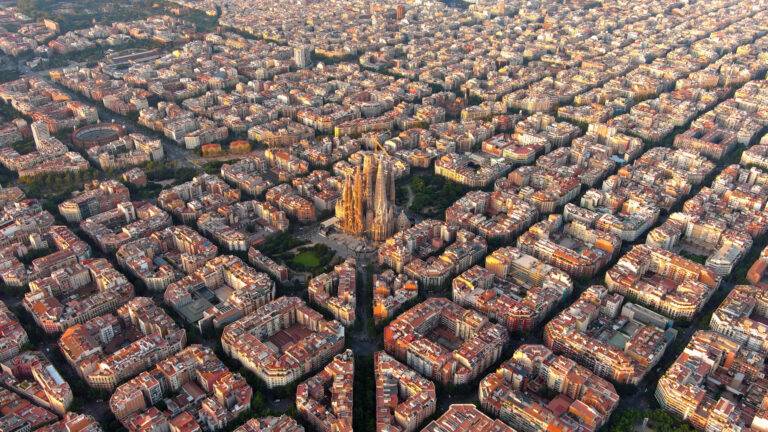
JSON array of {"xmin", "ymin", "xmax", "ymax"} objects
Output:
[
  {"xmin": 251, "ymin": 391, "xmax": 266, "ymax": 414},
  {"xmin": 411, "ymin": 176, "xmax": 426, "ymax": 192}
]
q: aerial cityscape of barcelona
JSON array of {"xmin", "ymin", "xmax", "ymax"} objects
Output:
[{"xmin": 0, "ymin": 0, "xmax": 767, "ymax": 430}]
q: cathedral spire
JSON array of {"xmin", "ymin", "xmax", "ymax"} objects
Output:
[
  {"xmin": 336, "ymin": 154, "xmax": 396, "ymax": 241},
  {"xmin": 371, "ymin": 156, "xmax": 395, "ymax": 242}
]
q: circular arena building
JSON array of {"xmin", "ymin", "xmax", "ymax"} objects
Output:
[{"xmin": 72, "ymin": 123, "xmax": 127, "ymax": 148}]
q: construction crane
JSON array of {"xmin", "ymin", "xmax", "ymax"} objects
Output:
[{"xmin": 370, "ymin": 134, "xmax": 390, "ymax": 156}]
